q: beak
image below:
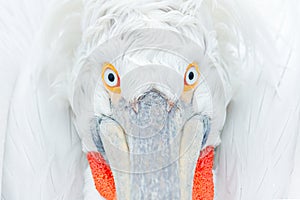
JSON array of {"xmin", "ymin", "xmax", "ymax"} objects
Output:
[{"xmin": 89, "ymin": 65, "xmax": 214, "ymax": 199}]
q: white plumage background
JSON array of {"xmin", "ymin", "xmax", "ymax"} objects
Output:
[{"xmin": 0, "ymin": 0, "xmax": 300, "ymax": 199}]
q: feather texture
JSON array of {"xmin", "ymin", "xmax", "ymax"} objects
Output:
[
  {"xmin": 215, "ymin": 0, "xmax": 300, "ymax": 199},
  {"xmin": 1, "ymin": 0, "xmax": 300, "ymax": 199},
  {"xmin": 1, "ymin": 0, "xmax": 86, "ymax": 199},
  {"xmin": 0, "ymin": 0, "xmax": 48, "ymax": 196}
]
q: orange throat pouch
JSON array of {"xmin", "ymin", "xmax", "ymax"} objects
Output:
[{"xmin": 87, "ymin": 146, "xmax": 214, "ymax": 200}]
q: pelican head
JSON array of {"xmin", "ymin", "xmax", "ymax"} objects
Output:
[{"xmin": 71, "ymin": 1, "xmax": 232, "ymax": 199}]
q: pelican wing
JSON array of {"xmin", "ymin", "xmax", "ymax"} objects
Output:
[
  {"xmin": 0, "ymin": 0, "xmax": 87, "ymax": 199},
  {"xmin": 0, "ymin": 0, "xmax": 49, "ymax": 195},
  {"xmin": 215, "ymin": 1, "xmax": 300, "ymax": 199}
]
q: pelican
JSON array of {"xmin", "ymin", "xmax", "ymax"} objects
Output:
[{"xmin": 0, "ymin": 0, "xmax": 300, "ymax": 199}]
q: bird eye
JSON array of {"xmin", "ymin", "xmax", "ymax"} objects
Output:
[
  {"xmin": 184, "ymin": 63, "xmax": 200, "ymax": 91},
  {"xmin": 104, "ymin": 69, "xmax": 117, "ymax": 87},
  {"xmin": 101, "ymin": 63, "xmax": 121, "ymax": 93}
]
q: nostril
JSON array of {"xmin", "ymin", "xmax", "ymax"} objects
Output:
[
  {"xmin": 131, "ymin": 101, "xmax": 139, "ymax": 113},
  {"xmin": 167, "ymin": 100, "xmax": 175, "ymax": 112}
]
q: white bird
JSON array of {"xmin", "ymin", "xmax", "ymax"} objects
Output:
[{"xmin": 0, "ymin": 0, "xmax": 299, "ymax": 200}]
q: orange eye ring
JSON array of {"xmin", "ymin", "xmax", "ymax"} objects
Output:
[
  {"xmin": 184, "ymin": 62, "xmax": 200, "ymax": 91},
  {"xmin": 101, "ymin": 63, "xmax": 121, "ymax": 93}
]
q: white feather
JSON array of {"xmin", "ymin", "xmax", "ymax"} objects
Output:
[
  {"xmin": 0, "ymin": 0, "xmax": 49, "ymax": 196},
  {"xmin": 215, "ymin": 0, "xmax": 300, "ymax": 199},
  {"xmin": 1, "ymin": 0, "xmax": 88, "ymax": 199},
  {"xmin": 1, "ymin": 0, "xmax": 300, "ymax": 199}
]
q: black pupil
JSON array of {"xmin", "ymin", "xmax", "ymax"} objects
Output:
[
  {"xmin": 108, "ymin": 73, "xmax": 115, "ymax": 82},
  {"xmin": 188, "ymin": 71, "xmax": 194, "ymax": 80}
]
